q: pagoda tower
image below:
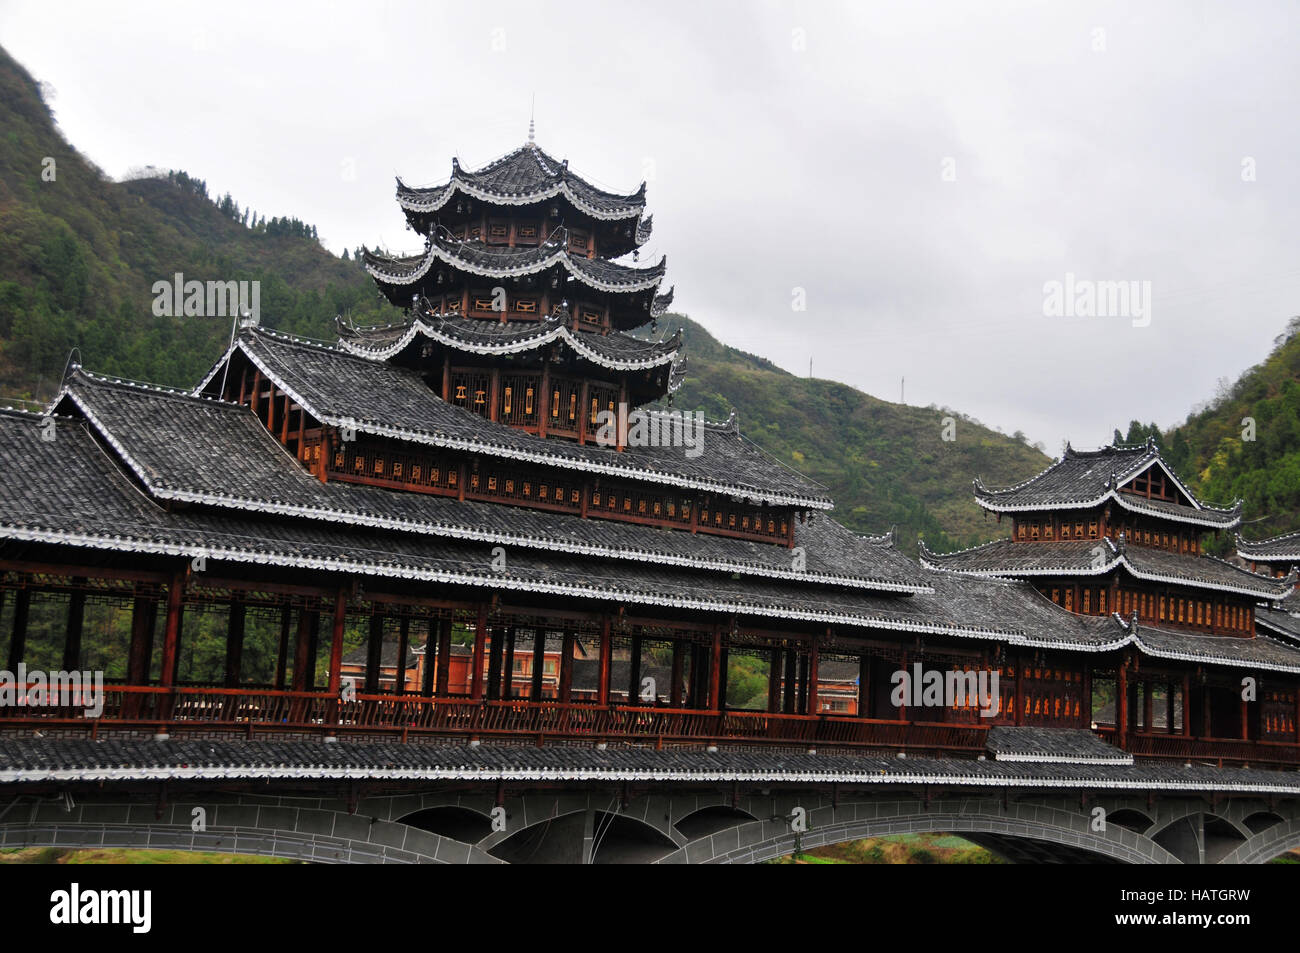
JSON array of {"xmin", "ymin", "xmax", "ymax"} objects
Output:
[
  {"xmin": 921, "ymin": 439, "xmax": 1294, "ymax": 636},
  {"xmin": 352, "ymin": 138, "xmax": 678, "ymax": 434}
]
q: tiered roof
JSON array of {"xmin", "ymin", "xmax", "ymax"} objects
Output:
[
  {"xmin": 1237, "ymin": 530, "xmax": 1300, "ymax": 563},
  {"xmin": 7, "ymin": 402, "xmax": 1300, "ymax": 674},
  {"xmin": 396, "ymin": 143, "xmax": 648, "ymax": 223},
  {"xmin": 338, "ymin": 311, "xmax": 683, "ymax": 377},
  {"xmin": 972, "ymin": 441, "xmax": 1242, "ymax": 529},
  {"xmin": 920, "ymin": 537, "xmax": 1294, "ymax": 600},
  {"xmin": 196, "ymin": 328, "xmax": 828, "ymax": 509}
]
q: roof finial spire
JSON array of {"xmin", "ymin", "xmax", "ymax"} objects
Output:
[{"xmin": 528, "ymin": 94, "xmax": 535, "ymax": 144}]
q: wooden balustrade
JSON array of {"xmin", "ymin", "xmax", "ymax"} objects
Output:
[{"xmin": 0, "ymin": 686, "xmax": 1291, "ymax": 764}]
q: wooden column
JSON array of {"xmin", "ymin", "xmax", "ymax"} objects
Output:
[
  {"xmin": 858, "ymin": 655, "xmax": 872, "ymax": 718},
  {"xmin": 596, "ymin": 618, "xmax": 611, "ymax": 706},
  {"xmin": 1241, "ymin": 688, "xmax": 1250, "ymax": 741},
  {"xmin": 159, "ymin": 571, "xmax": 184, "ymax": 688},
  {"xmin": 470, "ymin": 605, "xmax": 487, "ymax": 700},
  {"xmin": 708, "ymin": 626, "xmax": 723, "ymax": 712},
  {"xmin": 6, "ymin": 588, "xmax": 30, "ymax": 672},
  {"xmin": 394, "ymin": 616, "xmax": 410, "ymax": 695},
  {"xmin": 503, "ymin": 626, "xmax": 517, "ymax": 701},
  {"xmin": 718, "ymin": 644, "xmax": 730, "ymax": 711},
  {"xmin": 365, "ymin": 612, "xmax": 384, "ymax": 694},
  {"xmin": 670, "ymin": 639, "xmax": 684, "ymax": 707},
  {"xmin": 1014, "ymin": 654, "xmax": 1024, "ymax": 727},
  {"xmin": 897, "ymin": 652, "xmax": 907, "ymax": 723},
  {"xmin": 782, "ymin": 647, "xmax": 796, "ymax": 714},
  {"xmin": 577, "ymin": 380, "xmax": 589, "ymax": 445},
  {"xmin": 327, "ymin": 588, "xmax": 347, "ymax": 698},
  {"xmin": 1182, "ymin": 673, "xmax": 1192, "ymax": 737},
  {"xmin": 486, "ymin": 624, "xmax": 504, "ymax": 700},
  {"xmin": 538, "ymin": 361, "xmax": 551, "ymax": 439},
  {"xmin": 629, "ymin": 633, "xmax": 643, "ymax": 705},
  {"xmin": 436, "ymin": 618, "xmax": 453, "ymax": 698},
  {"xmin": 807, "ymin": 638, "xmax": 820, "ymax": 716},
  {"xmin": 1082, "ymin": 664, "xmax": 1092, "ymax": 727},
  {"xmin": 62, "ymin": 583, "xmax": 86, "ymax": 671},
  {"xmin": 274, "ymin": 605, "xmax": 291, "ymax": 691},
  {"xmin": 1117, "ymin": 659, "xmax": 1128, "ymax": 748},
  {"xmin": 304, "ymin": 611, "xmax": 321, "ymax": 690},
  {"xmin": 1166, "ymin": 681, "xmax": 1176, "ymax": 735},
  {"xmin": 1143, "ymin": 680, "xmax": 1153, "ymax": 733},
  {"xmin": 768, "ymin": 648, "xmax": 783, "ymax": 713},
  {"xmin": 797, "ymin": 652, "xmax": 810, "ymax": 716},
  {"xmin": 421, "ymin": 621, "xmax": 439, "ymax": 697},
  {"xmin": 559, "ymin": 629, "xmax": 575, "ymax": 704},
  {"xmin": 292, "ymin": 607, "xmax": 314, "ymax": 692},
  {"xmin": 127, "ymin": 593, "xmax": 157, "ymax": 685},
  {"xmin": 531, "ymin": 628, "xmax": 547, "ymax": 700},
  {"xmin": 223, "ymin": 597, "xmax": 246, "ymax": 688}
]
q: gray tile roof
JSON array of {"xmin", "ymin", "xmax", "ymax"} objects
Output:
[
  {"xmin": 58, "ymin": 370, "xmax": 911, "ymax": 591},
  {"xmin": 338, "ymin": 312, "xmax": 681, "ymax": 374},
  {"xmin": 197, "ymin": 329, "xmax": 832, "ymax": 509},
  {"xmin": 1238, "ymin": 529, "xmax": 1300, "ymax": 561},
  {"xmin": 362, "ymin": 233, "xmax": 665, "ymax": 295},
  {"xmin": 396, "ymin": 143, "xmax": 647, "ymax": 221},
  {"xmin": 972, "ymin": 442, "xmax": 1241, "ymax": 529},
  {"xmin": 986, "ymin": 727, "xmax": 1133, "ymax": 764},
  {"xmin": 920, "ymin": 536, "xmax": 1292, "ymax": 599},
  {"xmin": 3, "ymin": 738, "xmax": 1300, "ymax": 794},
  {"xmin": 5, "ymin": 409, "xmax": 1300, "ymax": 673}
]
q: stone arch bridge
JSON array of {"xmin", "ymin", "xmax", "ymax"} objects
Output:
[{"xmin": 1, "ymin": 733, "xmax": 1298, "ymax": 864}]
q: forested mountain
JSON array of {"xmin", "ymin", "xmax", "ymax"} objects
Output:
[{"xmin": 1136, "ymin": 317, "xmax": 1300, "ymax": 548}]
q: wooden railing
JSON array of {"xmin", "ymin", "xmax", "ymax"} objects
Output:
[
  {"xmin": 1093, "ymin": 726, "xmax": 1300, "ymax": 768},
  {"xmin": 0, "ymin": 685, "xmax": 989, "ymax": 753},
  {"xmin": 7, "ymin": 686, "xmax": 1294, "ymax": 765}
]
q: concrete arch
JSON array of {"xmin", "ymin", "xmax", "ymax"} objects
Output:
[
  {"xmin": 665, "ymin": 795, "xmax": 1183, "ymax": 864},
  {"xmin": 0, "ymin": 795, "xmax": 500, "ymax": 864}
]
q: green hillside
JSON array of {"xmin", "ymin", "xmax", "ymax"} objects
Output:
[
  {"xmin": 0, "ymin": 45, "xmax": 388, "ymax": 399},
  {"xmin": 1154, "ymin": 317, "xmax": 1300, "ymax": 546},
  {"xmin": 0, "ymin": 41, "xmax": 1050, "ymax": 552}
]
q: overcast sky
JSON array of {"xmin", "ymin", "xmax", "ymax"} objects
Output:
[{"xmin": 3, "ymin": 0, "xmax": 1298, "ymax": 450}]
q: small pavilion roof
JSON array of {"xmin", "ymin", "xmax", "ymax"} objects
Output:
[
  {"xmin": 395, "ymin": 142, "xmax": 647, "ymax": 222},
  {"xmin": 1237, "ymin": 529, "xmax": 1300, "ymax": 562},
  {"xmin": 919, "ymin": 536, "xmax": 1294, "ymax": 600},
  {"xmin": 972, "ymin": 441, "xmax": 1242, "ymax": 530}
]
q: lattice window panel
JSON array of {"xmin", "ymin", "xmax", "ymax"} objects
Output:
[
  {"xmin": 499, "ymin": 372, "xmax": 541, "ymax": 427},
  {"xmin": 548, "ymin": 375, "xmax": 581, "ymax": 437},
  {"xmin": 586, "ymin": 382, "xmax": 619, "ymax": 436},
  {"xmin": 449, "ymin": 370, "xmax": 492, "ymax": 417}
]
